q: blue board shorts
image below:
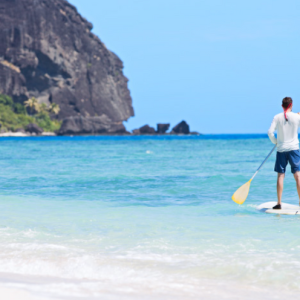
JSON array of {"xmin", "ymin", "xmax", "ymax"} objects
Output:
[{"xmin": 275, "ymin": 150, "xmax": 300, "ymax": 174}]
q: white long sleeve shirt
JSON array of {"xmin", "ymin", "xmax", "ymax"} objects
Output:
[{"xmin": 268, "ymin": 112, "xmax": 300, "ymax": 152}]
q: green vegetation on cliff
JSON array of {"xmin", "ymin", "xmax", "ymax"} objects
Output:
[{"xmin": 0, "ymin": 94, "xmax": 61, "ymax": 132}]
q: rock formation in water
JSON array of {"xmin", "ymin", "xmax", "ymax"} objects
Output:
[
  {"xmin": 171, "ymin": 121, "xmax": 190, "ymax": 134},
  {"xmin": 156, "ymin": 123, "xmax": 170, "ymax": 134},
  {"xmin": 132, "ymin": 122, "xmax": 200, "ymax": 135},
  {"xmin": 132, "ymin": 124, "xmax": 156, "ymax": 135},
  {"xmin": 0, "ymin": 0, "xmax": 134, "ymax": 134}
]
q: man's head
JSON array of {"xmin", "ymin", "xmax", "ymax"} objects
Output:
[{"xmin": 282, "ymin": 97, "xmax": 293, "ymax": 109}]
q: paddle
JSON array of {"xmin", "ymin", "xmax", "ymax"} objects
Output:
[{"xmin": 232, "ymin": 145, "xmax": 276, "ymax": 205}]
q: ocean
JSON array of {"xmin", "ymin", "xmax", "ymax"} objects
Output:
[{"xmin": 0, "ymin": 135, "xmax": 300, "ymax": 300}]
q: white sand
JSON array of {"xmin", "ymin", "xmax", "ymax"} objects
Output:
[
  {"xmin": 0, "ymin": 132, "xmax": 29, "ymax": 137},
  {"xmin": 0, "ymin": 286, "xmax": 54, "ymax": 300},
  {"xmin": 0, "ymin": 132, "xmax": 56, "ymax": 137}
]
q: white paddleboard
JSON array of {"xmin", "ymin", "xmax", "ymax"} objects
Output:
[
  {"xmin": 266, "ymin": 209, "xmax": 300, "ymax": 215},
  {"xmin": 257, "ymin": 201, "xmax": 300, "ymax": 215}
]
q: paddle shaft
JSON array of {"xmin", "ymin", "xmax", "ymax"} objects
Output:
[{"xmin": 250, "ymin": 145, "xmax": 276, "ymax": 181}]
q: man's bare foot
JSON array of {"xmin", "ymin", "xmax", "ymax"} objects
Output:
[{"xmin": 273, "ymin": 204, "xmax": 281, "ymax": 209}]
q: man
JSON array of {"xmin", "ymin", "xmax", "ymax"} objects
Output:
[{"xmin": 268, "ymin": 97, "xmax": 300, "ymax": 209}]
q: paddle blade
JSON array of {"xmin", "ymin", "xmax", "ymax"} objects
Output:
[{"xmin": 232, "ymin": 180, "xmax": 252, "ymax": 205}]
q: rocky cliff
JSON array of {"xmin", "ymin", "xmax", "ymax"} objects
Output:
[{"xmin": 0, "ymin": 0, "xmax": 134, "ymax": 133}]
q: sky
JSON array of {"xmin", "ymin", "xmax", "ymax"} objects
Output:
[{"xmin": 70, "ymin": 0, "xmax": 300, "ymax": 133}]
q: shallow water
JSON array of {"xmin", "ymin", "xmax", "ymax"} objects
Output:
[{"xmin": 0, "ymin": 136, "xmax": 299, "ymax": 299}]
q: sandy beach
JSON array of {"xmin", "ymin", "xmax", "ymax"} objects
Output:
[
  {"xmin": 0, "ymin": 132, "xmax": 56, "ymax": 137},
  {"xmin": 0, "ymin": 286, "xmax": 53, "ymax": 300}
]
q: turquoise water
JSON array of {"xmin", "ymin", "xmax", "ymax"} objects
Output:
[{"xmin": 0, "ymin": 136, "xmax": 300, "ymax": 299}]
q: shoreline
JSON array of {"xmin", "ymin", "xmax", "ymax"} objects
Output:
[
  {"xmin": 0, "ymin": 286, "xmax": 53, "ymax": 300},
  {"xmin": 0, "ymin": 132, "xmax": 201, "ymax": 137},
  {"xmin": 0, "ymin": 273, "xmax": 299, "ymax": 300},
  {"xmin": 0, "ymin": 132, "xmax": 56, "ymax": 137},
  {"xmin": 0, "ymin": 132, "xmax": 203, "ymax": 138},
  {"xmin": 0, "ymin": 133, "xmax": 269, "ymax": 139}
]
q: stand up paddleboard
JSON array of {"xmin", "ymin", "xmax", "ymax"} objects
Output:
[{"xmin": 257, "ymin": 202, "xmax": 300, "ymax": 215}]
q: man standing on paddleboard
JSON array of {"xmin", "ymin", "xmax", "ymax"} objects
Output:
[{"xmin": 268, "ymin": 97, "xmax": 300, "ymax": 209}]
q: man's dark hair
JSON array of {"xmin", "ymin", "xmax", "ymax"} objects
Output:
[{"xmin": 282, "ymin": 97, "xmax": 293, "ymax": 109}]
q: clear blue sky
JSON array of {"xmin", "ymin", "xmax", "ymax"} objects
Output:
[{"xmin": 70, "ymin": 0, "xmax": 300, "ymax": 133}]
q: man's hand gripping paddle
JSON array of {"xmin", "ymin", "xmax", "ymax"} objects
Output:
[{"xmin": 232, "ymin": 145, "xmax": 276, "ymax": 205}]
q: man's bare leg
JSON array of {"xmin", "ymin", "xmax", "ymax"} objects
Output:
[
  {"xmin": 293, "ymin": 171, "xmax": 300, "ymax": 205},
  {"xmin": 277, "ymin": 173, "xmax": 285, "ymax": 205}
]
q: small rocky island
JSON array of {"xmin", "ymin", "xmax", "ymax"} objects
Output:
[
  {"xmin": 132, "ymin": 121, "xmax": 199, "ymax": 135},
  {"xmin": 0, "ymin": 0, "xmax": 199, "ymax": 136}
]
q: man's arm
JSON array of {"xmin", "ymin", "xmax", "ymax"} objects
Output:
[{"xmin": 268, "ymin": 117, "xmax": 277, "ymax": 144}]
